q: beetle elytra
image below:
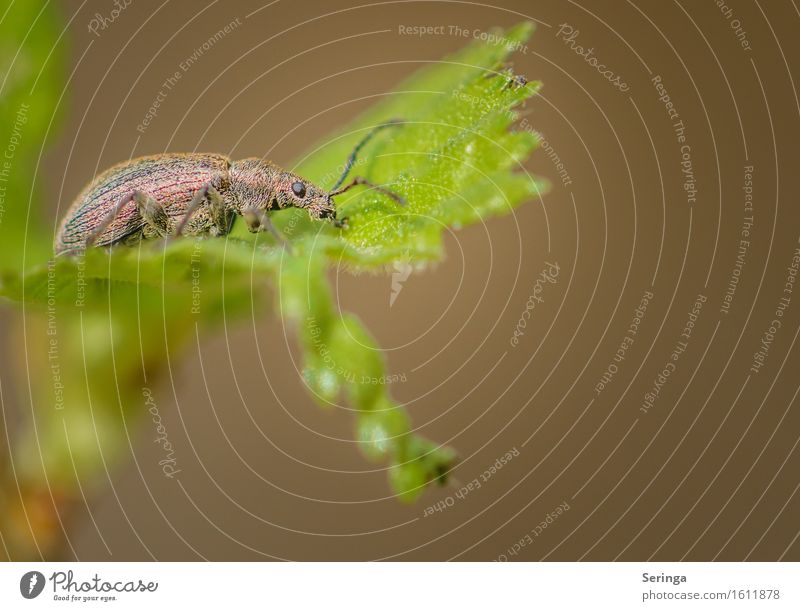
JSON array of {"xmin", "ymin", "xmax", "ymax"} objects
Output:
[{"xmin": 55, "ymin": 120, "xmax": 403, "ymax": 255}]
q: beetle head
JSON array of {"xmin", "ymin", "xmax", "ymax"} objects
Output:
[
  {"xmin": 275, "ymin": 172, "xmax": 338, "ymax": 223},
  {"xmin": 230, "ymin": 158, "xmax": 340, "ymax": 224}
]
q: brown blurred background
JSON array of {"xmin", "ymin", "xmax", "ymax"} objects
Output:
[{"xmin": 3, "ymin": 0, "xmax": 799, "ymax": 560}]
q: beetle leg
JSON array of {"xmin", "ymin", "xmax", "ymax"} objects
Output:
[
  {"xmin": 85, "ymin": 192, "xmax": 135, "ymax": 247},
  {"xmin": 86, "ymin": 190, "xmax": 160, "ymax": 247},
  {"xmin": 136, "ymin": 191, "xmax": 170, "ymax": 238},
  {"xmin": 205, "ymin": 187, "xmax": 233, "ymax": 237},
  {"xmin": 175, "ymin": 184, "xmax": 212, "ymax": 236},
  {"xmin": 243, "ymin": 207, "xmax": 292, "ymax": 252}
]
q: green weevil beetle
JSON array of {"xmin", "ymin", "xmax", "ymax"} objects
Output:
[{"xmin": 55, "ymin": 120, "xmax": 403, "ymax": 255}]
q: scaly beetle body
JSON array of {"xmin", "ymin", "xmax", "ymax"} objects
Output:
[{"xmin": 55, "ymin": 121, "xmax": 402, "ymax": 255}]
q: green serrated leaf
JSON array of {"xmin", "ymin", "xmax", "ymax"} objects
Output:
[{"xmin": 0, "ymin": 22, "xmax": 546, "ymax": 503}]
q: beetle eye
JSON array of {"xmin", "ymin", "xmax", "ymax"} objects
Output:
[{"xmin": 291, "ymin": 181, "xmax": 306, "ymax": 198}]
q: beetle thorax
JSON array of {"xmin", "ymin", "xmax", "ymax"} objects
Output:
[{"xmin": 227, "ymin": 158, "xmax": 283, "ymax": 213}]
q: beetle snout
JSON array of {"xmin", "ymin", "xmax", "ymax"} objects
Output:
[
  {"xmin": 315, "ymin": 196, "xmax": 337, "ymax": 219},
  {"xmin": 304, "ymin": 193, "xmax": 339, "ymax": 224}
]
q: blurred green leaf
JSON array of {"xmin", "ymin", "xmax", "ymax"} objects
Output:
[{"xmin": 0, "ymin": 0, "xmax": 66, "ymax": 271}]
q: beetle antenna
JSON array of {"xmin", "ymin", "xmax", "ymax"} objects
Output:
[
  {"xmin": 329, "ymin": 118, "xmax": 403, "ymax": 191},
  {"xmin": 329, "ymin": 176, "xmax": 406, "ymax": 205}
]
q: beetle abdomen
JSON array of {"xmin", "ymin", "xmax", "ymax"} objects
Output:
[{"xmin": 56, "ymin": 153, "xmax": 231, "ymax": 253}]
